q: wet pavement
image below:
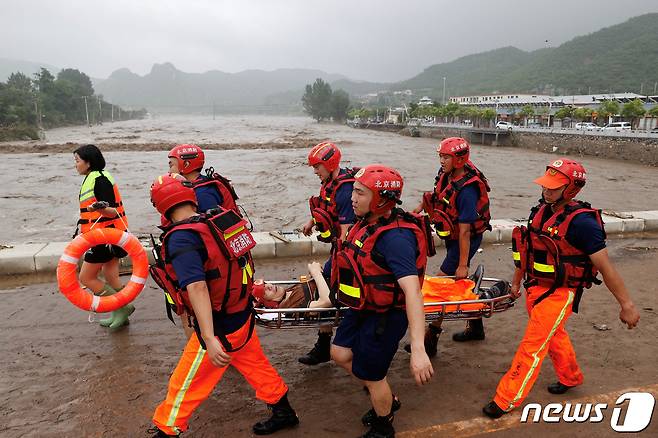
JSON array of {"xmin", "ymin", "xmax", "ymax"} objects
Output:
[{"xmin": 1, "ymin": 235, "xmax": 657, "ymax": 437}]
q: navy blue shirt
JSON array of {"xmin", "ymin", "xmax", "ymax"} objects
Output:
[
  {"xmin": 373, "ymin": 228, "xmax": 419, "ymax": 279},
  {"xmin": 456, "ymin": 184, "xmax": 479, "ymax": 224},
  {"xmin": 567, "ymin": 212, "xmax": 606, "ymax": 255},
  {"xmin": 335, "ymin": 169, "xmax": 356, "ymax": 225},
  {"xmin": 194, "ymin": 175, "xmax": 224, "ymax": 213},
  {"xmin": 166, "ymin": 228, "xmax": 250, "ymax": 334}
]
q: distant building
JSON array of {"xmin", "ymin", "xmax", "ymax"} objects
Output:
[{"xmin": 418, "ymin": 96, "xmax": 434, "ymax": 106}]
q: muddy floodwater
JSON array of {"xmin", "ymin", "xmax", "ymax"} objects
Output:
[{"xmin": 2, "ymin": 115, "xmax": 658, "ymax": 243}]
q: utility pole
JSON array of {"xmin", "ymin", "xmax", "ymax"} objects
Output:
[
  {"xmin": 442, "ymin": 77, "xmax": 447, "ymax": 105},
  {"xmin": 82, "ymin": 96, "xmax": 90, "ymax": 126},
  {"xmin": 641, "ymin": 83, "xmax": 644, "ymax": 95},
  {"xmin": 654, "ymin": 82, "xmax": 657, "ymax": 95},
  {"xmin": 97, "ymin": 96, "xmax": 103, "ymax": 125},
  {"xmin": 111, "ymin": 104, "xmax": 114, "ymax": 122},
  {"xmin": 212, "ymin": 102, "xmax": 216, "ymax": 120}
]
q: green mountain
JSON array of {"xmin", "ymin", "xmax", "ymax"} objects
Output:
[
  {"xmin": 0, "ymin": 58, "xmax": 60, "ymax": 81},
  {"xmin": 341, "ymin": 13, "xmax": 658, "ymax": 98}
]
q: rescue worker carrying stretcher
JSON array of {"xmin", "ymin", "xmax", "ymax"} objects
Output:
[
  {"xmin": 482, "ymin": 158, "xmax": 641, "ymax": 419},
  {"xmin": 167, "ymin": 144, "xmax": 242, "ymax": 338},
  {"xmin": 413, "ymin": 137, "xmax": 491, "ymax": 356},
  {"xmin": 331, "ymin": 164, "xmax": 435, "ymax": 438},
  {"xmin": 299, "ymin": 142, "xmax": 357, "ymax": 366},
  {"xmin": 148, "ymin": 174, "xmax": 298, "ymax": 437},
  {"xmin": 168, "ymin": 143, "xmax": 240, "ymax": 214}
]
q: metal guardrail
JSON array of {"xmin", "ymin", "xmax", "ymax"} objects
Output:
[{"xmin": 404, "ymin": 121, "xmax": 658, "ymax": 139}]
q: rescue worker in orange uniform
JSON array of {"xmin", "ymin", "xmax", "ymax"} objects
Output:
[
  {"xmin": 299, "ymin": 142, "xmax": 357, "ymax": 366},
  {"xmin": 331, "ymin": 165, "xmax": 435, "ymax": 438},
  {"xmin": 482, "ymin": 158, "xmax": 641, "ymax": 418},
  {"xmin": 168, "ymin": 144, "xmax": 240, "ymax": 214},
  {"xmin": 74, "ymin": 144, "xmax": 134, "ymax": 329},
  {"xmin": 148, "ymin": 174, "xmax": 298, "ymax": 437},
  {"xmin": 413, "ymin": 137, "xmax": 491, "ymax": 356}
]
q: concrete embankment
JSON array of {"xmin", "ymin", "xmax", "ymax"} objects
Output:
[
  {"xmin": 2, "ymin": 211, "xmax": 657, "ymax": 278},
  {"xmin": 392, "ymin": 125, "xmax": 658, "ymax": 166}
]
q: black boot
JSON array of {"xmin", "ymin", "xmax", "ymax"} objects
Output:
[
  {"xmin": 452, "ymin": 318, "xmax": 485, "ymax": 342},
  {"xmin": 547, "ymin": 381, "xmax": 575, "ymax": 394},
  {"xmin": 253, "ymin": 393, "xmax": 299, "ymax": 435},
  {"xmin": 362, "ymin": 395, "xmax": 401, "ymax": 427},
  {"xmin": 361, "ymin": 413, "xmax": 395, "ymax": 438},
  {"xmin": 147, "ymin": 427, "xmax": 178, "ymax": 437},
  {"xmin": 404, "ymin": 324, "xmax": 442, "ymax": 358},
  {"xmin": 298, "ymin": 331, "xmax": 331, "ymax": 365},
  {"xmin": 482, "ymin": 401, "xmax": 506, "ymax": 419}
]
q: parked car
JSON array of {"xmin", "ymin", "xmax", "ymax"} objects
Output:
[
  {"xmin": 527, "ymin": 122, "xmax": 543, "ymax": 128},
  {"xmin": 496, "ymin": 121, "xmax": 513, "ymax": 130},
  {"xmin": 574, "ymin": 122, "xmax": 598, "ymax": 131},
  {"xmin": 600, "ymin": 122, "xmax": 631, "ymax": 131}
]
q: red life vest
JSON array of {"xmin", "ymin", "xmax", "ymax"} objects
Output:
[
  {"xmin": 153, "ymin": 208, "xmax": 256, "ymax": 318},
  {"xmin": 309, "ymin": 167, "xmax": 357, "ymax": 243},
  {"xmin": 194, "ymin": 171, "xmax": 240, "ymax": 215},
  {"xmin": 332, "ymin": 209, "xmax": 435, "ymax": 312},
  {"xmin": 422, "ymin": 162, "xmax": 491, "ymax": 240},
  {"xmin": 511, "ymin": 200, "xmax": 605, "ymax": 312}
]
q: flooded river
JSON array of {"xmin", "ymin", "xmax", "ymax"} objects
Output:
[{"xmin": 2, "ymin": 115, "xmax": 658, "ymax": 243}]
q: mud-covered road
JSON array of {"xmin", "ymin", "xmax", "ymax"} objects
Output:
[{"xmin": 1, "ymin": 235, "xmax": 656, "ymax": 437}]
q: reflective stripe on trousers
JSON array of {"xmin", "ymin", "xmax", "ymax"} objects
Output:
[
  {"xmin": 152, "ymin": 320, "xmax": 288, "ymax": 435},
  {"xmin": 493, "ymin": 286, "xmax": 584, "ymax": 411}
]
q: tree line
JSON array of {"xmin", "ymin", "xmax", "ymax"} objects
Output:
[
  {"xmin": 301, "ymin": 78, "xmax": 350, "ymax": 122},
  {"xmin": 0, "ymin": 68, "xmax": 147, "ymax": 141}
]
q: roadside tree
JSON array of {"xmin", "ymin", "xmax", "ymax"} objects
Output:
[
  {"xmin": 621, "ymin": 99, "xmax": 646, "ymax": 129},
  {"xmin": 330, "ymin": 89, "xmax": 350, "ymax": 122},
  {"xmin": 302, "ymin": 78, "xmax": 332, "ymax": 122}
]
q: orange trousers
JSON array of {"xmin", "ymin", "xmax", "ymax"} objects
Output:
[
  {"xmin": 494, "ymin": 286, "xmax": 584, "ymax": 411},
  {"xmin": 152, "ymin": 320, "xmax": 288, "ymax": 435}
]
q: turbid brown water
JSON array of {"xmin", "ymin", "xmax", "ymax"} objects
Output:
[
  {"xmin": 2, "ymin": 115, "xmax": 658, "ymax": 244},
  {"xmin": 1, "ymin": 235, "xmax": 656, "ymax": 437}
]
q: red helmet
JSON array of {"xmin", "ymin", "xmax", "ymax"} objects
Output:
[
  {"xmin": 354, "ymin": 164, "xmax": 404, "ymax": 214},
  {"xmin": 307, "ymin": 142, "xmax": 341, "ymax": 172},
  {"xmin": 168, "ymin": 144, "xmax": 205, "ymax": 175},
  {"xmin": 534, "ymin": 158, "xmax": 587, "ymax": 201},
  {"xmin": 437, "ymin": 137, "xmax": 470, "ymax": 168},
  {"xmin": 150, "ymin": 173, "xmax": 197, "ymax": 218}
]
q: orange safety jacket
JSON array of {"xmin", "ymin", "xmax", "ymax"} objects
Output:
[
  {"xmin": 309, "ymin": 167, "xmax": 358, "ymax": 243},
  {"xmin": 332, "ymin": 208, "xmax": 435, "ymax": 312},
  {"xmin": 78, "ymin": 170, "xmax": 128, "ymax": 233},
  {"xmin": 512, "ymin": 200, "xmax": 604, "ymax": 312},
  {"xmin": 422, "ymin": 162, "xmax": 491, "ymax": 240},
  {"xmin": 194, "ymin": 171, "xmax": 241, "ymax": 215}
]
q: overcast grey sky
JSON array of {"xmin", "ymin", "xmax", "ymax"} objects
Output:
[{"xmin": 2, "ymin": 0, "xmax": 658, "ymax": 82}]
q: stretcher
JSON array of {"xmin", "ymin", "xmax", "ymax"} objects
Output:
[{"xmin": 254, "ymin": 266, "xmax": 515, "ymax": 329}]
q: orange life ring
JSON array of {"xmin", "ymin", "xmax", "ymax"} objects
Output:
[{"xmin": 57, "ymin": 228, "xmax": 148, "ymax": 312}]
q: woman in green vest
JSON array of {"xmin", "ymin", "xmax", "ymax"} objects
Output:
[{"xmin": 74, "ymin": 144, "xmax": 134, "ymax": 329}]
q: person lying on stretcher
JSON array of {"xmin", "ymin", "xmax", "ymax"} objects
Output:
[
  {"xmin": 252, "ymin": 262, "xmax": 332, "ymax": 309},
  {"xmin": 252, "ymin": 262, "xmax": 510, "ymax": 311}
]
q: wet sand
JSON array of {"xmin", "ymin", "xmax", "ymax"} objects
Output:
[
  {"xmin": 2, "ymin": 115, "xmax": 658, "ymax": 244},
  {"xmin": 1, "ymin": 235, "xmax": 656, "ymax": 437}
]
